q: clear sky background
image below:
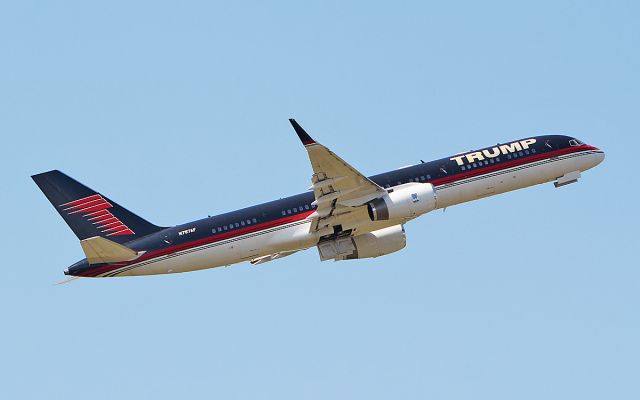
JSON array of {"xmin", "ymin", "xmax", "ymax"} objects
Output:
[{"xmin": 1, "ymin": 1, "xmax": 638, "ymax": 399}]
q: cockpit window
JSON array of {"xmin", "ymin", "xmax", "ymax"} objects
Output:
[{"xmin": 569, "ymin": 139, "xmax": 585, "ymax": 146}]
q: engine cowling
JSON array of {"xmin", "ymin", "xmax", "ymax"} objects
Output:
[
  {"xmin": 367, "ymin": 183, "xmax": 437, "ymax": 221},
  {"xmin": 316, "ymin": 224, "xmax": 407, "ymax": 261},
  {"xmin": 345, "ymin": 224, "xmax": 406, "ymax": 260}
]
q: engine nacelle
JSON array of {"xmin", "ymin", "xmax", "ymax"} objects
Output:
[
  {"xmin": 318, "ymin": 224, "xmax": 407, "ymax": 261},
  {"xmin": 346, "ymin": 224, "xmax": 406, "ymax": 260},
  {"xmin": 367, "ymin": 183, "xmax": 437, "ymax": 221}
]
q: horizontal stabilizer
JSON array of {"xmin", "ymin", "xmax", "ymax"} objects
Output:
[{"xmin": 80, "ymin": 236, "xmax": 143, "ymax": 264}]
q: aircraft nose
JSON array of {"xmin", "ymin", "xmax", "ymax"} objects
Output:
[
  {"xmin": 594, "ymin": 148, "xmax": 605, "ymax": 166},
  {"xmin": 585, "ymin": 147, "xmax": 605, "ymax": 171}
]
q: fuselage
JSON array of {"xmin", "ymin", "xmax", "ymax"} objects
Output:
[{"xmin": 66, "ymin": 134, "xmax": 604, "ymax": 277}]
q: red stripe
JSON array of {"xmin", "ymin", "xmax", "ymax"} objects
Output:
[
  {"xmin": 102, "ymin": 224, "xmax": 127, "ymax": 233},
  {"xmin": 68, "ymin": 203, "xmax": 112, "ymax": 215},
  {"xmin": 63, "ymin": 198, "xmax": 108, "ymax": 211},
  {"xmin": 109, "ymin": 229, "xmax": 135, "ymax": 236},
  {"xmin": 59, "ymin": 194, "xmax": 102, "ymax": 207},
  {"xmin": 87, "ymin": 210, "xmax": 111, "ymax": 219},
  {"xmin": 91, "ymin": 215, "xmax": 115, "ymax": 223},
  {"xmin": 96, "ymin": 219, "xmax": 121, "ymax": 228}
]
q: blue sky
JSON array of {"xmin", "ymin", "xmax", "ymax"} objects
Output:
[{"xmin": 1, "ymin": 1, "xmax": 638, "ymax": 399}]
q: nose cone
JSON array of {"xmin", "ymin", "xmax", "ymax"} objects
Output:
[{"xmin": 593, "ymin": 147, "xmax": 605, "ymax": 167}]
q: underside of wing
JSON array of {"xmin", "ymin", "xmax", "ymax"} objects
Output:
[{"xmin": 289, "ymin": 119, "xmax": 387, "ymax": 236}]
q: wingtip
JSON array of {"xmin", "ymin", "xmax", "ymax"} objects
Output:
[{"xmin": 289, "ymin": 119, "xmax": 316, "ymax": 146}]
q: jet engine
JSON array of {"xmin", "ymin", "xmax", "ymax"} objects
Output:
[
  {"xmin": 367, "ymin": 183, "xmax": 437, "ymax": 221},
  {"xmin": 317, "ymin": 225, "xmax": 406, "ymax": 261}
]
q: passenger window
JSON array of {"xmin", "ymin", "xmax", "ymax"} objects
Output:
[
  {"xmin": 531, "ymin": 148, "xmax": 536, "ymax": 153},
  {"xmin": 224, "ymin": 225, "xmax": 228, "ymax": 230},
  {"xmin": 304, "ymin": 205, "xmax": 309, "ymax": 210},
  {"xmin": 420, "ymin": 175, "xmax": 425, "ymax": 181},
  {"xmin": 235, "ymin": 223, "xmax": 239, "ymax": 228},
  {"xmin": 409, "ymin": 178, "xmax": 414, "ymax": 182},
  {"xmin": 525, "ymin": 149, "xmax": 530, "ymax": 155},
  {"xmin": 218, "ymin": 227, "xmax": 222, "ymax": 232},
  {"xmin": 507, "ymin": 154, "xmax": 512, "ymax": 159},
  {"xmin": 461, "ymin": 166, "xmax": 466, "ymax": 171},
  {"xmin": 427, "ymin": 174, "xmax": 431, "ymax": 179},
  {"xmin": 293, "ymin": 207, "xmax": 298, "ymax": 212},
  {"xmin": 246, "ymin": 219, "xmax": 251, "ymax": 225},
  {"xmin": 281, "ymin": 210, "xmax": 286, "ymax": 216},
  {"xmin": 496, "ymin": 157, "xmax": 501, "ymax": 162},
  {"xmin": 489, "ymin": 159, "xmax": 494, "ymax": 164},
  {"xmin": 287, "ymin": 209, "xmax": 292, "ymax": 214},
  {"xmin": 252, "ymin": 218, "xmax": 257, "ymax": 223},
  {"xmin": 484, "ymin": 160, "xmax": 489, "ymax": 165},
  {"xmin": 518, "ymin": 151, "xmax": 524, "ymax": 156},
  {"xmin": 472, "ymin": 163, "xmax": 477, "ymax": 167}
]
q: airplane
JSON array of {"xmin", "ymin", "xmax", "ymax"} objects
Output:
[{"xmin": 32, "ymin": 119, "xmax": 605, "ymax": 278}]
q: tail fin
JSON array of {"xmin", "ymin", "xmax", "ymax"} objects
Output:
[{"xmin": 32, "ymin": 170, "xmax": 164, "ymax": 244}]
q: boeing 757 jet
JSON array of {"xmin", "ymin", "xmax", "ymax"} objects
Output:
[{"xmin": 32, "ymin": 119, "xmax": 604, "ymax": 278}]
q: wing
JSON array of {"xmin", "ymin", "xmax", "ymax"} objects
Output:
[{"xmin": 289, "ymin": 119, "xmax": 387, "ymax": 236}]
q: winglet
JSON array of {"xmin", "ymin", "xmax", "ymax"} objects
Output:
[{"xmin": 289, "ymin": 119, "xmax": 316, "ymax": 146}]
